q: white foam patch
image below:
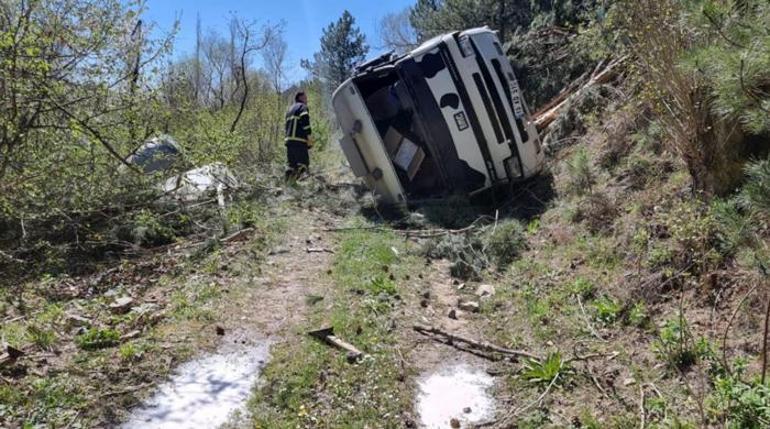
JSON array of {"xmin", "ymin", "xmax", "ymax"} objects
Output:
[
  {"xmin": 416, "ymin": 364, "xmax": 495, "ymax": 428},
  {"xmin": 122, "ymin": 343, "xmax": 269, "ymax": 429}
]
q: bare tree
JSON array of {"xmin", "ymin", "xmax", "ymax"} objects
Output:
[
  {"xmin": 229, "ymin": 19, "xmax": 278, "ymax": 132},
  {"xmin": 378, "ymin": 9, "xmax": 418, "ymax": 54},
  {"xmin": 262, "ymin": 24, "xmax": 288, "ymax": 93}
]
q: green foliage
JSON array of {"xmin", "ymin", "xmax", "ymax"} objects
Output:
[
  {"xmin": 566, "ymin": 148, "xmax": 595, "ymax": 196},
  {"xmin": 592, "ymin": 295, "xmax": 621, "ymax": 325},
  {"xmin": 27, "ymin": 325, "xmax": 56, "ymax": 351},
  {"xmin": 711, "ymin": 198, "xmax": 754, "ymax": 256},
  {"xmin": 710, "ymin": 362, "xmax": 770, "ymax": 428},
  {"xmin": 739, "ymin": 157, "xmax": 770, "ymax": 215},
  {"xmin": 118, "ymin": 343, "xmax": 144, "ymax": 361},
  {"xmin": 522, "ymin": 352, "xmax": 569, "ymax": 386},
  {"xmin": 126, "ymin": 209, "xmax": 176, "ymax": 246},
  {"xmin": 303, "ymin": 10, "xmax": 368, "ymax": 91},
  {"xmin": 482, "ymin": 220, "xmax": 527, "ymax": 268},
  {"xmin": 682, "ymin": 0, "xmax": 770, "ymax": 135},
  {"xmin": 75, "ymin": 328, "xmax": 120, "ymax": 350},
  {"xmin": 366, "ymin": 275, "xmax": 398, "ymax": 296},
  {"xmin": 653, "ymin": 317, "xmax": 711, "ymax": 371},
  {"xmin": 570, "ymin": 277, "xmax": 595, "ymax": 299},
  {"xmin": 627, "ymin": 302, "xmax": 649, "ymax": 328}
]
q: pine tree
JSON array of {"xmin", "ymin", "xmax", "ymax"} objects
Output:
[{"xmin": 303, "ymin": 10, "xmax": 369, "ymax": 92}]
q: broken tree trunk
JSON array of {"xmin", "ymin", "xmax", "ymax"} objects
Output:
[{"xmin": 533, "ymin": 56, "xmax": 627, "ymax": 131}]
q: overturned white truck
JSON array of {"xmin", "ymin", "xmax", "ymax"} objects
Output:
[{"xmin": 333, "ymin": 27, "xmax": 544, "ymax": 205}]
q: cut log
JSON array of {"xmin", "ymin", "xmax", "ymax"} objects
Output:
[{"xmin": 533, "ymin": 56, "xmax": 627, "ymax": 130}]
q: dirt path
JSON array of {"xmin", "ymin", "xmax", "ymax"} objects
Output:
[
  {"xmin": 122, "ymin": 209, "xmax": 339, "ymax": 429},
  {"xmin": 404, "ymin": 260, "xmax": 499, "ymax": 428}
]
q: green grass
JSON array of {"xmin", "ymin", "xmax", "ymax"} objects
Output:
[
  {"xmin": 250, "ymin": 224, "xmax": 422, "ymax": 428},
  {"xmin": 76, "ymin": 328, "xmax": 120, "ymax": 350}
]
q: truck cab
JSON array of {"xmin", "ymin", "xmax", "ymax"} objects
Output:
[{"xmin": 332, "ymin": 26, "xmax": 544, "ymax": 205}]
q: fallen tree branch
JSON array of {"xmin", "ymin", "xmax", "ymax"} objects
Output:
[
  {"xmin": 534, "ymin": 56, "xmax": 627, "ymax": 130},
  {"xmin": 413, "ymin": 324, "xmax": 541, "ymax": 361},
  {"xmin": 722, "ymin": 283, "xmax": 760, "ymax": 373},
  {"xmin": 576, "ymin": 294, "xmax": 607, "ymax": 342}
]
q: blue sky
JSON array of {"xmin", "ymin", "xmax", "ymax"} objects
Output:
[{"xmin": 144, "ymin": 0, "xmax": 414, "ymax": 83}]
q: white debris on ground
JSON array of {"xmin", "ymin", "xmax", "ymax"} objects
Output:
[
  {"xmin": 121, "ymin": 342, "xmax": 269, "ymax": 429},
  {"xmin": 416, "ymin": 364, "xmax": 495, "ymax": 428},
  {"xmin": 162, "ymin": 162, "xmax": 239, "ymax": 202}
]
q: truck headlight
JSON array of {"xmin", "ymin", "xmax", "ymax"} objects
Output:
[{"xmin": 505, "ymin": 155, "xmax": 522, "ymax": 179}]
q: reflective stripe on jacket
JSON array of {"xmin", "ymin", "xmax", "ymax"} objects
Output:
[{"xmin": 285, "ymin": 102, "xmax": 312, "ymax": 144}]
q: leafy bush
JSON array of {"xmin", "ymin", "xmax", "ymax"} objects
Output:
[
  {"xmin": 710, "ymin": 362, "xmax": 770, "ymax": 428},
  {"xmin": 570, "ymin": 277, "xmax": 595, "ymax": 299},
  {"xmin": 627, "ymin": 302, "xmax": 649, "ymax": 328},
  {"xmin": 592, "ymin": 295, "xmax": 622, "ymax": 325},
  {"xmin": 76, "ymin": 328, "xmax": 120, "ymax": 350},
  {"xmin": 481, "ymin": 220, "xmax": 527, "ymax": 268},
  {"xmin": 653, "ymin": 317, "xmax": 711, "ymax": 371}
]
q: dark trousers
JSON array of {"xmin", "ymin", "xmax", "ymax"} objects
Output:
[{"xmin": 285, "ymin": 141, "xmax": 309, "ymax": 180}]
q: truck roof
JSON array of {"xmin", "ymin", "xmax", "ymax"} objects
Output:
[{"xmin": 352, "ymin": 26, "xmax": 496, "ymax": 77}]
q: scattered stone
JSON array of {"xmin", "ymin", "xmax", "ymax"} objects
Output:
[
  {"xmin": 448, "ymin": 309, "xmax": 458, "ymax": 320},
  {"xmin": 456, "ymin": 283, "xmax": 466, "ymax": 291},
  {"xmin": 475, "ymin": 284, "xmax": 495, "ymax": 298},
  {"xmin": 346, "ymin": 351, "xmax": 361, "ymax": 364},
  {"xmin": 215, "ymin": 326, "xmax": 225, "ymax": 336},
  {"xmin": 463, "ymin": 406, "xmax": 472, "ymax": 414},
  {"xmin": 65, "ymin": 313, "xmax": 92, "ymax": 328},
  {"xmin": 109, "ymin": 296, "xmax": 134, "ymax": 314},
  {"xmin": 450, "ymin": 417, "xmax": 461, "ymax": 428},
  {"xmin": 622, "ymin": 377, "xmax": 636, "ymax": 386},
  {"xmin": 458, "ymin": 299, "xmax": 480, "ymax": 313},
  {"xmin": 6, "ymin": 345, "xmax": 24, "ymax": 360}
]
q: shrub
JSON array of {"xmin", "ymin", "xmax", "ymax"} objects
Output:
[
  {"xmin": 76, "ymin": 328, "xmax": 120, "ymax": 350},
  {"xmin": 739, "ymin": 157, "xmax": 770, "ymax": 215},
  {"xmin": 653, "ymin": 317, "xmax": 711, "ymax": 371},
  {"xmin": 710, "ymin": 362, "xmax": 770, "ymax": 428},
  {"xmin": 570, "ymin": 277, "xmax": 596, "ymax": 299},
  {"xmin": 423, "ymin": 233, "xmax": 485, "ymax": 280},
  {"xmin": 592, "ymin": 295, "xmax": 622, "ymax": 325},
  {"xmin": 565, "ymin": 147, "xmax": 595, "ymax": 196},
  {"xmin": 572, "ymin": 192, "xmax": 618, "ymax": 233},
  {"xmin": 627, "ymin": 302, "xmax": 649, "ymax": 328},
  {"xmin": 482, "ymin": 220, "xmax": 527, "ymax": 268}
]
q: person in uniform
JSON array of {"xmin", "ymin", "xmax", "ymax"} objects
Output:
[{"xmin": 284, "ymin": 91, "xmax": 313, "ymax": 180}]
